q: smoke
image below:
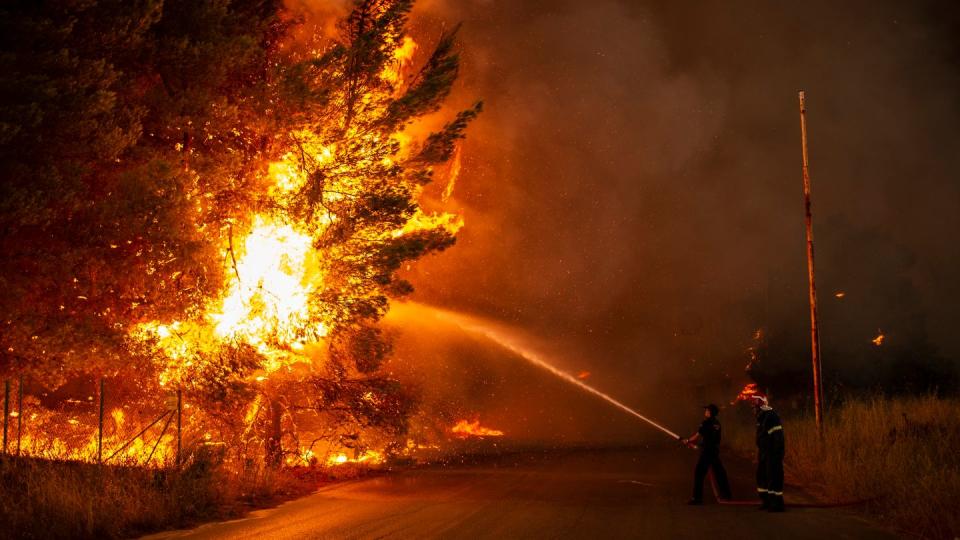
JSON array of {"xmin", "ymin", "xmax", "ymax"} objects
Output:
[
  {"xmin": 383, "ymin": 302, "xmax": 674, "ymax": 447},
  {"xmin": 282, "ymin": 0, "xmax": 960, "ymax": 434},
  {"xmin": 401, "ymin": 0, "xmax": 960, "ymax": 404}
]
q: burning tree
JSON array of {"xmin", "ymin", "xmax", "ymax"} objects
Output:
[{"xmin": 0, "ymin": 0, "xmax": 478, "ymax": 466}]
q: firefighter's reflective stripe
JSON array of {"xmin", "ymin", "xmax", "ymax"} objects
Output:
[
  {"xmin": 768, "ymin": 491, "xmax": 783, "ymax": 496},
  {"xmin": 767, "ymin": 425, "xmax": 783, "ymax": 435},
  {"xmin": 757, "ymin": 488, "xmax": 768, "ymax": 493}
]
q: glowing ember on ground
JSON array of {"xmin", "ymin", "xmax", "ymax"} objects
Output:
[
  {"xmin": 325, "ymin": 450, "xmax": 383, "ymax": 466},
  {"xmin": 872, "ymin": 331, "xmax": 885, "ymax": 346},
  {"xmin": 451, "ymin": 419, "xmax": 505, "ymax": 438},
  {"xmin": 834, "ymin": 291, "xmax": 846, "ymax": 298}
]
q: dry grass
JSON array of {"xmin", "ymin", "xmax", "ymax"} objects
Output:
[
  {"xmin": 730, "ymin": 395, "xmax": 960, "ymax": 539},
  {"xmin": 0, "ymin": 450, "xmax": 327, "ymax": 539}
]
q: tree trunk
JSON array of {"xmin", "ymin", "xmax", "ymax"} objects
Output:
[{"xmin": 264, "ymin": 398, "xmax": 284, "ymax": 467}]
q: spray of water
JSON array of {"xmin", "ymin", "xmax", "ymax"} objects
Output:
[{"xmin": 417, "ymin": 304, "xmax": 681, "ymax": 440}]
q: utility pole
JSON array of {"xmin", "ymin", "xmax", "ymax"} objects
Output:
[{"xmin": 799, "ymin": 91, "xmax": 824, "ymax": 431}]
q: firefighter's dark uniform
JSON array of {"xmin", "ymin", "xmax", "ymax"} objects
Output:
[
  {"xmin": 692, "ymin": 416, "xmax": 732, "ymax": 502},
  {"xmin": 756, "ymin": 406, "xmax": 785, "ymax": 511}
]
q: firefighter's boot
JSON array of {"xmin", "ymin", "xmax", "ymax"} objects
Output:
[{"xmin": 768, "ymin": 494, "xmax": 785, "ymax": 512}]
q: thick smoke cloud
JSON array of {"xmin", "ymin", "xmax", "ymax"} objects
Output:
[
  {"xmin": 400, "ymin": 0, "xmax": 960, "ymax": 407},
  {"xmin": 286, "ymin": 1, "xmax": 960, "ymax": 436}
]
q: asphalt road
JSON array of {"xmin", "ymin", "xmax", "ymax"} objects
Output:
[{"xmin": 145, "ymin": 445, "xmax": 894, "ymax": 540}]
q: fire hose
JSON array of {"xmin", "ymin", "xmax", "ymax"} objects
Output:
[{"xmin": 434, "ymin": 310, "xmax": 874, "ymax": 510}]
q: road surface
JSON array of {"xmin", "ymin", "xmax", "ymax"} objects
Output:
[{"xmin": 145, "ymin": 445, "xmax": 893, "ymax": 540}]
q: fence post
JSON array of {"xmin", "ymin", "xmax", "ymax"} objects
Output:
[
  {"xmin": 2, "ymin": 379, "xmax": 8, "ymax": 455},
  {"xmin": 16, "ymin": 375, "xmax": 22, "ymax": 456},
  {"xmin": 97, "ymin": 378, "xmax": 105, "ymax": 464},
  {"xmin": 176, "ymin": 388, "xmax": 182, "ymax": 468}
]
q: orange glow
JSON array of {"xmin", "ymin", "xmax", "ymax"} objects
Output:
[
  {"xmin": 381, "ymin": 36, "xmax": 417, "ymax": 84},
  {"xmin": 834, "ymin": 291, "xmax": 846, "ymax": 298},
  {"xmin": 106, "ymin": 30, "xmax": 461, "ymax": 468},
  {"xmin": 732, "ymin": 382, "xmax": 761, "ymax": 404},
  {"xmin": 324, "ymin": 449, "xmax": 383, "ymax": 467},
  {"xmin": 391, "ymin": 210, "xmax": 463, "ymax": 238},
  {"xmin": 873, "ymin": 331, "xmax": 885, "ymax": 346},
  {"xmin": 211, "ymin": 216, "xmax": 326, "ymax": 353},
  {"xmin": 132, "ymin": 33, "xmax": 459, "ymax": 388},
  {"xmin": 451, "ymin": 419, "xmax": 504, "ymax": 438},
  {"xmin": 442, "ymin": 144, "xmax": 462, "ymax": 202},
  {"xmin": 576, "ymin": 371, "xmax": 591, "ymax": 380}
]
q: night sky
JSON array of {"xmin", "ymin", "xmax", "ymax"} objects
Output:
[{"xmin": 386, "ymin": 0, "xmax": 960, "ymax": 402}]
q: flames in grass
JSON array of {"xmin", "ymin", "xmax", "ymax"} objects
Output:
[{"xmin": 451, "ymin": 419, "xmax": 504, "ymax": 438}]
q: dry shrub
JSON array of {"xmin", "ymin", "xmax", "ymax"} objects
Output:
[
  {"xmin": 0, "ymin": 447, "xmax": 329, "ymax": 539},
  {"xmin": 729, "ymin": 395, "xmax": 960, "ymax": 539}
]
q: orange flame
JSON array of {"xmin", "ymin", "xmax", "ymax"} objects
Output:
[
  {"xmin": 451, "ymin": 419, "xmax": 504, "ymax": 438},
  {"xmin": 324, "ymin": 449, "xmax": 383, "ymax": 467},
  {"xmin": 732, "ymin": 382, "xmax": 762, "ymax": 404},
  {"xmin": 872, "ymin": 331, "xmax": 885, "ymax": 346},
  {"xmin": 381, "ymin": 36, "xmax": 417, "ymax": 84},
  {"xmin": 132, "ymin": 34, "xmax": 459, "ymax": 387},
  {"xmin": 576, "ymin": 370, "xmax": 591, "ymax": 380},
  {"xmin": 441, "ymin": 144, "xmax": 461, "ymax": 202}
]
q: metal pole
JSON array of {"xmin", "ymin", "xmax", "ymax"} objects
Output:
[
  {"xmin": 2, "ymin": 379, "xmax": 8, "ymax": 455},
  {"xmin": 97, "ymin": 378, "xmax": 105, "ymax": 464},
  {"xmin": 799, "ymin": 91, "xmax": 824, "ymax": 431},
  {"xmin": 16, "ymin": 375, "xmax": 22, "ymax": 456},
  {"xmin": 176, "ymin": 389, "xmax": 182, "ymax": 468}
]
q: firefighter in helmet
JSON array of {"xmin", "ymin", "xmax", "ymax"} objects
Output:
[
  {"xmin": 749, "ymin": 391, "xmax": 785, "ymax": 512},
  {"xmin": 681, "ymin": 403, "xmax": 732, "ymax": 504}
]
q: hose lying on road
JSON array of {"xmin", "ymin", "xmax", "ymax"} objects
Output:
[{"xmin": 704, "ymin": 459, "xmax": 877, "ymax": 508}]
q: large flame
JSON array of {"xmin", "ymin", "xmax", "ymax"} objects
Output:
[{"xmin": 211, "ymin": 216, "xmax": 326, "ymax": 353}]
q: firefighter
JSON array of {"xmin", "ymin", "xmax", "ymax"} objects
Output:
[
  {"xmin": 749, "ymin": 392, "xmax": 785, "ymax": 512},
  {"xmin": 681, "ymin": 403, "xmax": 732, "ymax": 504}
]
